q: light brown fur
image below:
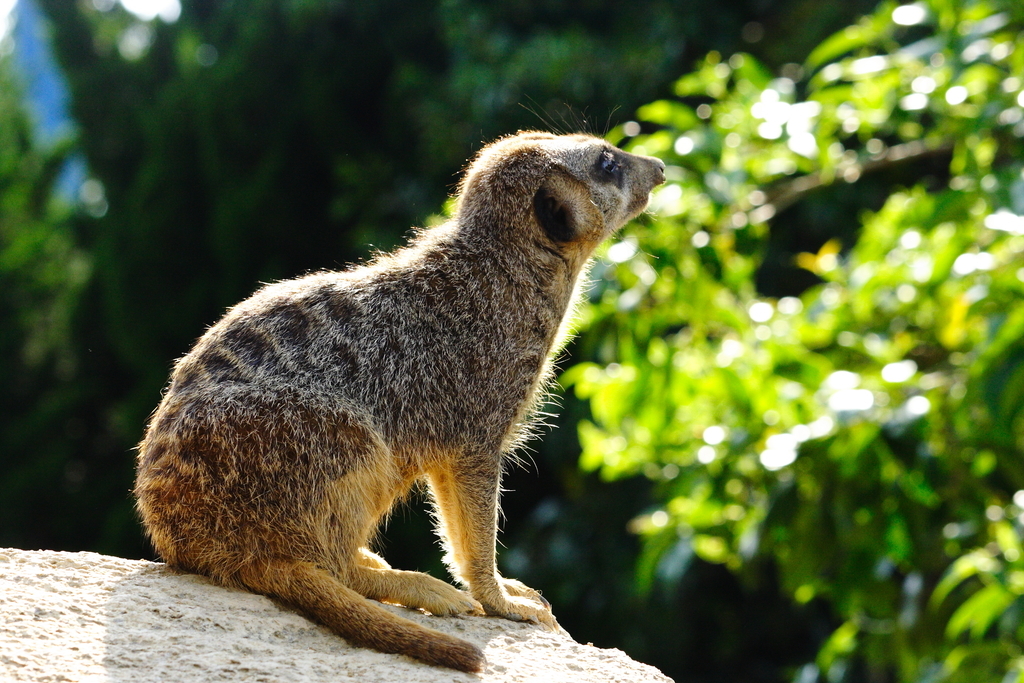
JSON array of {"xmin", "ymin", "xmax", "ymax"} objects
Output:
[{"xmin": 134, "ymin": 131, "xmax": 665, "ymax": 672}]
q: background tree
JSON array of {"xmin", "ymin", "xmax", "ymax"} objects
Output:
[
  {"xmin": 572, "ymin": 0, "xmax": 1024, "ymax": 680},
  {"xmin": 0, "ymin": 44, "xmax": 92, "ymax": 569}
]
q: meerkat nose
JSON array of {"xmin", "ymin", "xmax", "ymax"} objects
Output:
[{"xmin": 653, "ymin": 158, "xmax": 666, "ymax": 184}]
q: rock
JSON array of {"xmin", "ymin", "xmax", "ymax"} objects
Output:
[{"xmin": 0, "ymin": 548, "xmax": 673, "ymax": 682}]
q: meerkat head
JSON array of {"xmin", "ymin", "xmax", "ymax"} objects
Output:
[{"xmin": 455, "ymin": 132, "xmax": 666, "ymax": 253}]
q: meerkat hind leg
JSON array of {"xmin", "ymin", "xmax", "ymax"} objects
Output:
[
  {"xmin": 348, "ymin": 563, "xmax": 483, "ymax": 616},
  {"xmin": 324, "ymin": 475, "xmax": 481, "ymax": 616},
  {"xmin": 356, "ymin": 548, "xmax": 391, "ymax": 569},
  {"xmin": 349, "ymin": 533, "xmax": 482, "ymax": 616}
]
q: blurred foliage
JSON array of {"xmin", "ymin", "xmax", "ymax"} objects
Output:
[
  {"xmin": 0, "ymin": 56, "xmax": 94, "ymax": 559},
  {"xmin": 569, "ymin": 0, "xmax": 1024, "ymax": 680}
]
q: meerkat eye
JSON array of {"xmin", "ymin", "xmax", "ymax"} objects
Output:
[{"xmin": 599, "ymin": 151, "xmax": 620, "ymax": 175}]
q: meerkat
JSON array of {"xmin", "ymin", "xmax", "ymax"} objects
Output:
[{"xmin": 134, "ymin": 131, "xmax": 665, "ymax": 672}]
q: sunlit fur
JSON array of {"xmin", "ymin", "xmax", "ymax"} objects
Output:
[{"xmin": 134, "ymin": 131, "xmax": 665, "ymax": 673}]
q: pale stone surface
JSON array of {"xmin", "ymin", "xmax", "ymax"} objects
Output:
[{"xmin": 0, "ymin": 548, "xmax": 673, "ymax": 683}]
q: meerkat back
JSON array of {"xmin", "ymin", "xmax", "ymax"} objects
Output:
[{"xmin": 134, "ymin": 131, "xmax": 665, "ymax": 672}]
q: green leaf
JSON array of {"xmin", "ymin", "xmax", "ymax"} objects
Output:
[
  {"xmin": 636, "ymin": 100, "xmax": 699, "ymax": 130},
  {"xmin": 932, "ymin": 551, "xmax": 999, "ymax": 608},
  {"xmin": 817, "ymin": 620, "xmax": 859, "ymax": 672},
  {"xmin": 805, "ymin": 26, "xmax": 870, "ymax": 71},
  {"xmin": 946, "ymin": 583, "xmax": 1016, "ymax": 640},
  {"xmin": 673, "ymin": 72, "xmax": 708, "ymax": 98}
]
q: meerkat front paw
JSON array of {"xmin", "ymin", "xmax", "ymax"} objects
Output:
[
  {"xmin": 499, "ymin": 577, "xmax": 550, "ymax": 607},
  {"xmin": 476, "ymin": 578, "xmax": 561, "ymax": 632},
  {"xmin": 480, "ymin": 593, "xmax": 560, "ymax": 630}
]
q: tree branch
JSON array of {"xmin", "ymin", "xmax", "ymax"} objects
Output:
[{"xmin": 743, "ymin": 139, "xmax": 955, "ymax": 224}]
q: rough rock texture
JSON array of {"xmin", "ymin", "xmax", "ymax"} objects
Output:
[{"xmin": 0, "ymin": 549, "xmax": 672, "ymax": 682}]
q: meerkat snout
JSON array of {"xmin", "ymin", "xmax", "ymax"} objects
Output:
[{"xmin": 134, "ymin": 131, "xmax": 667, "ymax": 673}]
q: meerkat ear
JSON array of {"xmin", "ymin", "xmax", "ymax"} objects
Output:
[
  {"xmin": 533, "ymin": 186, "xmax": 574, "ymax": 242},
  {"xmin": 533, "ymin": 173, "xmax": 604, "ymax": 244}
]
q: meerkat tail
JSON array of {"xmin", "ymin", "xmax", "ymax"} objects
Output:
[{"xmin": 236, "ymin": 559, "xmax": 485, "ymax": 673}]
